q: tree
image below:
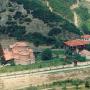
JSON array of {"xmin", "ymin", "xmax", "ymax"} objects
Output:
[
  {"xmin": 85, "ymin": 81, "xmax": 90, "ymax": 88},
  {"xmin": 74, "ymin": 54, "xmax": 86, "ymax": 62},
  {"xmin": 81, "ymin": 24, "xmax": 90, "ymax": 34},
  {"xmin": 61, "ymin": 81, "xmax": 67, "ymax": 90},
  {"xmin": 85, "ymin": 78, "xmax": 90, "ymax": 88},
  {"xmin": 86, "ymin": 44, "xmax": 90, "ymax": 51},
  {"xmin": 7, "ymin": 59, "xmax": 15, "ymax": 66},
  {"xmin": 65, "ymin": 48, "xmax": 73, "ymax": 56},
  {"xmin": 48, "ymin": 28, "xmax": 61, "ymax": 36},
  {"xmin": 13, "ymin": 11, "xmax": 23, "ymax": 20},
  {"xmin": 41, "ymin": 49, "xmax": 52, "ymax": 60},
  {"xmin": 75, "ymin": 6, "xmax": 90, "ymax": 21},
  {"xmin": 71, "ymin": 79, "xmax": 82, "ymax": 90},
  {"xmin": 0, "ymin": 44, "xmax": 6, "ymax": 65}
]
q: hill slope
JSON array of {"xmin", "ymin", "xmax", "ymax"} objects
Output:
[{"xmin": 0, "ymin": 0, "xmax": 82, "ymax": 48}]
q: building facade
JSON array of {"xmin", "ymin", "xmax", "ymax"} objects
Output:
[{"xmin": 4, "ymin": 42, "xmax": 35, "ymax": 65}]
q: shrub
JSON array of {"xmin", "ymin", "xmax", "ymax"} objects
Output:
[
  {"xmin": 75, "ymin": 6, "xmax": 90, "ymax": 21},
  {"xmin": 24, "ymin": 17, "xmax": 32, "ymax": 22},
  {"xmin": 13, "ymin": 11, "xmax": 24, "ymax": 20},
  {"xmin": 41, "ymin": 48, "xmax": 52, "ymax": 60},
  {"xmin": 85, "ymin": 77, "xmax": 90, "ymax": 88},
  {"xmin": 48, "ymin": 28, "xmax": 61, "ymax": 36},
  {"xmin": 85, "ymin": 81, "xmax": 90, "ymax": 88},
  {"xmin": 7, "ymin": 59, "xmax": 15, "ymax": 66},
  {"xmin": 75, "ymin": 54, "xmax": 86, "ymax": 62}
]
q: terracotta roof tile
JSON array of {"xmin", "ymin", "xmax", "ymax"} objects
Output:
[
  {"xmin": 81, "ymin": 35, "xmax": 90, "ymax": 39},
  {"xmin": 64, "ymin": 39, "xmax": 89, "ymax": 47}
]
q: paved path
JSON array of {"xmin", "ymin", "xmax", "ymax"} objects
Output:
[
  {"xmin": 29, "ymin": 65, "xmax": 90, "ymax": 75},
  {"xmin": 0, "ymin": 64, "xmax": 90, "ymax": 77}
]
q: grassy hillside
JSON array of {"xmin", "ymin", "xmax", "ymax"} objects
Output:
[
  {"xmin": 75, "ymin": 0, "xmax": 90, "ymax": 33},
  {"xmin": 47, "ymin": 0, "xmax": 76, "ymax": 21},
  {"xmin": 0, "ymin": 0, "xmax": 82, "ymax": 48}
]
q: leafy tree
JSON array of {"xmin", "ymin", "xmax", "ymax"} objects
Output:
[
  {"xmin": 0, "ymin": 44, "xmax": 6, "ymax": 65},
  {"xmin": 85, "ymin": 80, "xmax": 90, "ymax": 88},
  {"xmin": 0, "ymin": 56, "xmax": 6, "ymax": 65},
  {"xmin": 65, "ymin": 48, "xmax": 72, "ymax": 56},
  {"xmin": 41, "ymin": 48, "xmax": 52, "ymax": 60},
  {"xmin": 24, "ymin": 32, "xmax": 55, "ymax": 46},
  {"xmin": 85, "ymin": 77, "xmax": 90, "ymax": 88},
  {"xmin": 74, "ymin": 54, "xmax": 86, "ymax": 62},
  {"xmin": 7, "ymin": 59, "xmax": 15, "ymax": 66},
  {"xmin": 24, "ymin": 17, "xmax": 32, "ymax": 22},
  {"xmin": 81, "ymin": 24, "xmax": 90, "ymax": 34},
  {"xmin": 54, "ymin": 39, "xmax": 64, "ymax": 48},
  {"xmin": 71, "ymin": 79, "xmax": 83, "ymax": 90},
  {"xmin": 75, "ymin": 6, "xmax": 90, "ymax": 21},
  {"xmin": 48, "ymin": 28, "xmax": 61, "ymax": 36},
  {"xmin": 61, "ymin": 81, "xmax": 67, "ymax": 90},
  {"xmin": 11, "ymin": 0, "xmax": 81, "ymax": 35},
  {"xmin": 13, "ymin": 11, "xmax": 23, "ymax": 20},
  {"xmin": 86, "ymin": 44, "xmax": 90, "ymax": 51}
]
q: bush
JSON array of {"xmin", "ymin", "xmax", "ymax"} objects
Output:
[
  {"xmin": 71, "ymin": 79, "xmax": 83, "ymax": 90},
  {"xmin": 48, "ymin": 28, "xmax": 61, "ymax": 36},
  {"xmin": 81, "ymin": 24, "xmax": 90, "ymax": 34},
  {"xmin": 75, "ymin": 6, "xmax": 90, "ymax": 21},
  {"xmin": 13, "ymin": 11, "xmax": 23, "ymax": 20},
  {"xmin": 85, "ymin": 81, "xmax": 90, "ymax": 88},
  {"xmin": 41, "ymin": 49, "xmax": 52, "ymax": 60},
  {"xmin": 24, "ymin": 17, "xmax": 32, "ymax": 22},
  {"xmin": 86, "ymin": 44, "xmax": 90, "ymax": 51},
  {"xmin": 85, "ymin": 77, "xmax": 90, "ymax": 88},
  {"xmin": 75, "ymin": 54, "xmax": 86, "ymax": 62}
]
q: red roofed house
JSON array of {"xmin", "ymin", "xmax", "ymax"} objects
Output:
[
  {"xmin": 64, "ymin": 35, "xmax": 90, "ymax": 54},
  {"xmin": 64, "ymin": 39, "xmax": 89, "ymax": 47},
  {"xmin": 81, "ymin": 35, "xmax": 90, "ymax": 41},
  {"xmin": 3, "ymin": 42, "xmax": 35, "ymax": 65},
  {"xmin": 64, "ymin": 35, "xmax": 90, "ymax": 47}
]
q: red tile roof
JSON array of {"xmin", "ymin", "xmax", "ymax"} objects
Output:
[
  {"xmin": 81, "ymin": 35, "xmax": 90, "ymax": 39},
  {"xmin": 64, "ymin": 39, "xmax": 89, "ymax": 47}
]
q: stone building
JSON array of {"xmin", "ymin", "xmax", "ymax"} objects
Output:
[{"xmin": 4, "ymin": 42, "xmax": 35, "ymax": 65}]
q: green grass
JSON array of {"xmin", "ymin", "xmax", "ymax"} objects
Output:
[
  {"xmin": 85, "ymin": 19, "xmax": 90, "ymax": 29},
  {"xmin": 18, "ymin": 78, "xmax": 90, "ymax": 90},
  {"xmin": 0, "ymin": 58, "xmax": 66, "ymax": 73},
  {"xmin": 52, "ymin": 49, "xmax": 65, "ymax": 55},
  {"xmin": 78, "ymin": 0, "xmax": 90, "ymax": 30},
  {"xmin": 48, "ymin": 0, "xmax": 74, "ymax": 21}
]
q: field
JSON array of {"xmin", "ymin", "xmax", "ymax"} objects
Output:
[
  {"xmin": 17, "ymin": 67, "xmax": 90, "ymax": 90},
  {"xmin": 19, "ymin": 79, "xmax": 90, "ymax": 90},
  {"xmin": 1, "ymin": 63, "xmax": 90, "ymax": 90},
  {"xmin": 20, "ymin": 85, "xmax": 90, "ymax": 90}
]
